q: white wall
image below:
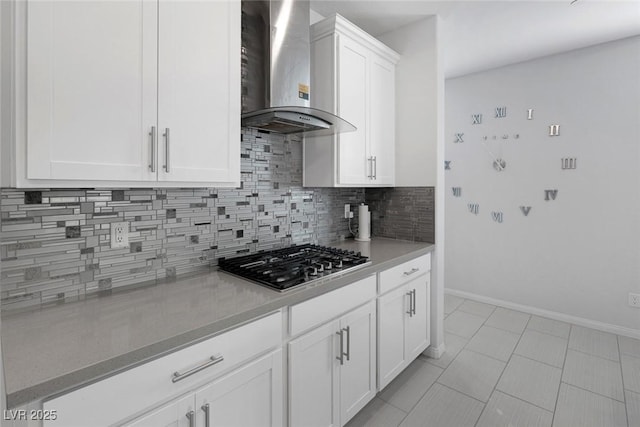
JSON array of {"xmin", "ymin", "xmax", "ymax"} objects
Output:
[
  {"xmin": 379, "ymin": 17, "xmax": 446, "ymax": 356},
  {"xmin": 378, "ymin": 17, "xmax": 440, "ymax": 187},
  {"xmin": 445, "ymin": 36, "xmax": 640, "ymax": 336}
]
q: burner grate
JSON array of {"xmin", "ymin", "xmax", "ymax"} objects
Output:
[{"xmin": 218, "ymin": 244, "xmax": 370, "ymax": 291}]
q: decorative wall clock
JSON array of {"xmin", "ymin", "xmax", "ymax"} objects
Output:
[{"xmin": 447, "ymin": 105, "xmax": 575, "ymax": 224}]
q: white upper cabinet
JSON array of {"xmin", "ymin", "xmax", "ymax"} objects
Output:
[
  {"xmin": 303, "ymin": 14, "xmax": 399, "ymax": 187},
  {"xmin": 25, "ymin": 0, "xmax": 158, "ymax": 183},
  {"xmin": 3, "ymin": 0, "xmax": 240, "ymax": 188},
  {"xmin": 156, "ymin": 0, "xmax": 239, "ymax": 184}
]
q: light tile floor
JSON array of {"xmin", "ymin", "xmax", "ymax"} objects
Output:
[{"xmin": 346, "ymin": 295, "xmax": 639, "ymax": 427}]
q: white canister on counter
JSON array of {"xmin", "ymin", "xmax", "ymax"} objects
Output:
[{"xmin": 355, "ymin": 203, "xmax": 371, "ymax": 241}]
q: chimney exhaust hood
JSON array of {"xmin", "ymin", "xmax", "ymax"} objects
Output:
[{"xmin": 241, "ymin": 0, "xmax": 355, "ymax": 136}]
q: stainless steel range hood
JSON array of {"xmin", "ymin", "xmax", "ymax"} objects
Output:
[{"xmin": 241, "ymin": 0, "xmax": 355, "ymax": 136}]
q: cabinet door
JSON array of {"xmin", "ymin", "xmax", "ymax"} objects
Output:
[
  {"xmin": 157, "ymin": 0, "xmax": 240, "ymax": 184},
  {"xmin": 289, "ymin": 319, "xmax": 341, "ymax": 427},
  {"xmin": 369, "ymin": 54, "xmax": 395, "ymax": 185},
  {"xmin": 406, "ymin": 274, "xmax": 431, "ymax": 360},
  {"xmin": 26, "ymin": 0, "xmax": 157, "ymax": 182},
  {"xmin": 339, "ymin": 301, "xmax": 376, "ymax": 426},
  {"xmin": 336, "ymin": 36, "xmax": 369, "ymax": 185},
  {"xmin": 195, "ymin": 350, "xmax": 283, "ymax": 427},
  {"xmin": 377, "ymin": 284, "xmax": 409, "ymax": 390},
  {"xmin": 125, "ymin": 395, "xmax": 194, "ymax": 427}
]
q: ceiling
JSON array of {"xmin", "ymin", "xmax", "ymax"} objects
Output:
[{"xmin": 310, "ymin": 0, "xmax": 640, "ymax": 78}]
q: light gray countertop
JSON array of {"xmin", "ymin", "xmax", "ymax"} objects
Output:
[{"xmin": 1, "ymin": 237, "xmax": 434, "ymax": 408}]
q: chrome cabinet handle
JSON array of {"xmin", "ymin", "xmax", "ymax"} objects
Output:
[
  {"xmin": 172, "ymin": 354, "xmax": 224, "ymax": 383},
  {"xmin": 411, "ymin": 289, "xmax": 417, "ymax": 316},
  {"xmin": 336, "ymin": 329, "xmax": 345, "ymax": 365},
  {"xmin": 186, "ymin": 410, "xmax": 195, "ymax": 427},
  {"xmin": 149, "ymin": 126, "xmax": 156, "ymax": 172},
  {"xmin": 373, "ymin": 156, "xmax": 377, "ymax": 179},
  {"xmin": 406, "ymin": 291, "xmax": 413, "ymax": 317},
  {"xmin": 344, "ymin": 326, "xmax": 351, "ymax": 362},
  {"xmin": 202, "ymin": 403, "xmax": 210, "ymax": 427},
  {"xmin": 403, "ymin": 268, "xmax": 419, "ymax": 276},
  {"xmin": 367, "ymin": 157, "xmax": 373, "ymax": 179},
  {"xmin": 163, "ymin": 127, "xmax": 170, "ymax": 173}
]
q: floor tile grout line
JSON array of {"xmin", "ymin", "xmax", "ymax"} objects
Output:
[
  {"xmin": 512, "ymin": 351, "xmax": 566, "ymax": 370},
  {"xmin": 616, "ymin": 334, "xmax": 630, "ymax": 427},
  {"xmin": 524, "ymin": 324, "xmax": 570, "ymax": 341},
  {"xmin": 445, "ymin": 329, "xmax": 473, "ymax": 341},
  {"xmin": 436, "ymin": 381, "xmax": 487, "ymax": 405},
  {"xmin": 558, "ymin": 381, "xmax": 627, "ymax": 404},
  {"xmin": 565, "ymin": 346, "xmax": 624, "ymax": 363},
  {"xmin": 495, "ymin": 389, "xmax": 556, "ymax": 414},
  {"xmin": 473, "ymin": 309, "xmax": 532, "ymax": 427},
  {"xmin": 551, "ymin": 323, "xmax": 572, "ymax": 427}
]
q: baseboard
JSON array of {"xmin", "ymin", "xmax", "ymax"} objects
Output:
[
  {"xmin": 423, "ymin": 342, "xmax": 446, "ymax": 359},
  {"xmin": 446, "ymin": 288, "xmax": 640, "ymax": 340}
]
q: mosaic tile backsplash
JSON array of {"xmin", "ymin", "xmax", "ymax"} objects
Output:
[
  {"xmin": 0, "ymin": 129, "xmax": 365, "ymax": 309},
  {"xmin": 366, "ymin": 187, "xmax": 435, "ymax": 243},
  {"xmin": 0, "ymin": 129, "xmax": 435, "ymax": 310}
]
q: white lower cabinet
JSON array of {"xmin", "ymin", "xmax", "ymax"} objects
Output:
[
  {"xmin": 125, "ymin": 395, "xmax": 194, "ymax": 427},
  {"xmin": 126, "ymin": 350, "xmax": 283, "ymax": 427},
  {"xmin": 29, "ymin": 254, "xmax": 432, "ymax": 427},
  {"xmin": 43, "ymin": 312, "xmax": 282, "ymax": 427},
  {"xmin": 289, "ymin": 300, "xmax": 376, "ymax": 427},
  {"xmin": 378, "ymin": 266, "xmax": 431, "ymax": 391},
  {"xmin": 195, "ymin": 350, "xmax": 282, "ymax": 427}
]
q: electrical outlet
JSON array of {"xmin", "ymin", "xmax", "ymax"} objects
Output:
[
  {"xmin": 629, "ymin": 293, "xmax": 640, "ymax": 308},
  {"xmin": 344, "ymin": 204, "xmax": 351, "ymax": 219},
  {"xmin": 110, "ymin": 221, "xmax": 129, "ymax": 249}
]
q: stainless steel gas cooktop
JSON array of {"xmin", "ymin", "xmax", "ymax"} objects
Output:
[{"xmin": 218, "ymin": 244, "xmax": 371, "ymax": 291}]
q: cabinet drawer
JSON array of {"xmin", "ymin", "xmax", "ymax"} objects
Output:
[
  {"xmin": 43, "ymin": 311, "xmax": 282, "ymax": 427},
  {"xmin": 289, "ymin": 275, "xmax": 376, "ymax": 336},
  {"xmin": 379, "ymin": 254, "xmax": 430, "ymax": 295}
]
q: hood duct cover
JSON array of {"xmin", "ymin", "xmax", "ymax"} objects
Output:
[{"xmin": 240, "ymin": 0, "xmax": 355, "ymax": 136}]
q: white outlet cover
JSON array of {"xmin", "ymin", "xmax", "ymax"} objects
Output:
[{"xmin": 110, "ymin": 221, "xmax": 129, "ymax": 249}]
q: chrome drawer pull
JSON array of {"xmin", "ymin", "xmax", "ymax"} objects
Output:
[
  {"xmin": 406, "ymin": 291, "xmax": 413, "ymax": 317},
  {"xmin": 411, "ymin": 289, "xmax": 417, "ymax": 316},
  {"xmin": 373, "ymin": 156, "xmax": 377, "ymax": 179},
  {"xmin": 172, "ymin": 354, "xmax": 224, "ymax": 383},
  {"xmin": 186, "ymin": 410, "xmax": 195, "ymax": 427},
  {"xmin": 336, "ymin": 329, "xmax": 345, "ymax": 365},
  {"xmin": 345, "ymin": 326, "xmax": 351, "ymax": 362},
  {"xmin": 163, "ymin": 127, "xmax": 170, "ymax": 173},
  {"xmin": 403, "ymin": 268, "xmax": 419, "ymax": 276},
  {"xmin": 149, "ymin": 126, "xmax": 156, "ymax": 172},
  {"xmin": 202, "ymin": 403, "xmax": 211, "ymax": 427}
]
